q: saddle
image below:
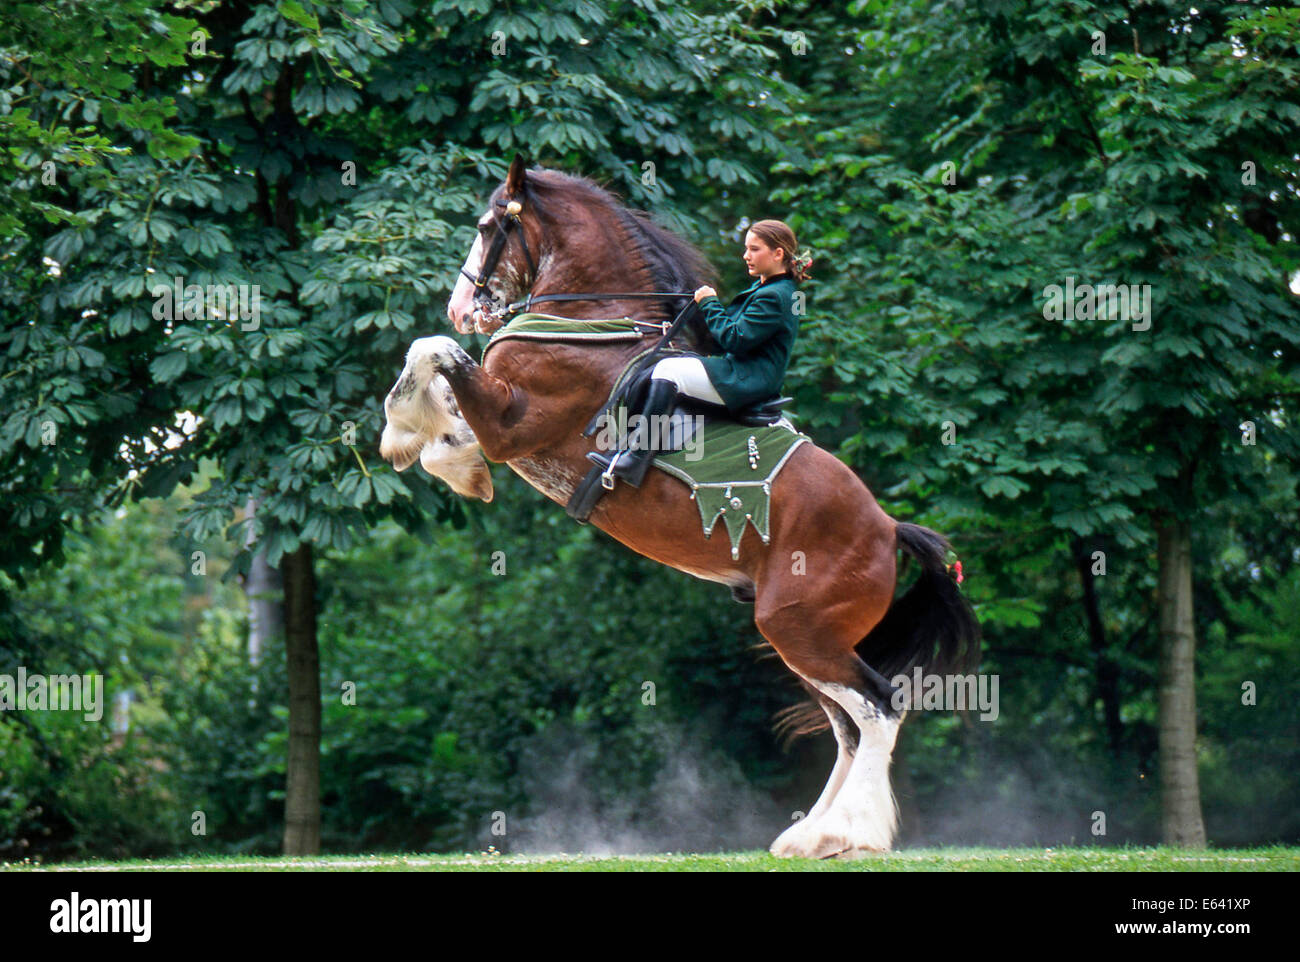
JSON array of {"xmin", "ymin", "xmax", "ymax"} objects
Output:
[{"xmin": 566, "ymin": 363, "xmax": 794, "ymax": 523}]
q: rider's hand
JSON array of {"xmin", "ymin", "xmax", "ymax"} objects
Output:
[{"xmin": 693, "ymin": 286, "xmax": 717, "ymax": 303}]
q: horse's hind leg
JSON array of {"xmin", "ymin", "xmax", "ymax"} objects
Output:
[
  {"xmin": 770, "ymin": 693, "xmax": 858, "ymax": 857},
  {"xmin": 767, "ymin": 661, "xmax": 903, "ymax": 858},
  {"xmin": 756, "ymin": 594, "xmax": 904, "ymax": 859},
  {"xmin": 802, "ymin": 676, "xmax": 904, "ymax": 857},
  {"xmin": 804, "ymin": 695, "xmax": 858, "ymax": 822}
]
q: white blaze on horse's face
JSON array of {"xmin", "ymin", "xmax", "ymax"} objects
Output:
[
  {"xmin": 447, "ymin": 207, "xmax": 500, "ymax": 334},
  {"xmin": 447, "ymin": 230, "xmax": 484, "ymax": 334}
]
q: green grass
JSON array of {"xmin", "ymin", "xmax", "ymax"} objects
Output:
[{"xmin": 8, "ymin": 846, "xmax": 1298, "ymax": 872}]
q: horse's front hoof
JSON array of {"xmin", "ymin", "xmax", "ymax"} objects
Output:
[{"xmin": 409, "ymin": 335, "xmax": 470, "ymax": 373}]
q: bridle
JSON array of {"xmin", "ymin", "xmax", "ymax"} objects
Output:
[
  {"xmin": 460, "ymin": 198, "xmax": 537, "ymax": 315},
  {"xmin": 461, "ymin": 194, "xmax": 696, "ymax": 328}
]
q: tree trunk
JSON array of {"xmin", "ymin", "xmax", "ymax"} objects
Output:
[
  {"xmin": 1071, "ymin": 538, "xmax": 1123, "ymax": 755},
  {"xmin": 243, "ymin": 498, "xmax": 284, "ymax": 666},
  {"xmin": 282, "ymin": 543, "xmax": 321, "ymax": 855},
  {"xmin": 1156, "ymin": 521, "xmax": 1207, "ymax": 847}
]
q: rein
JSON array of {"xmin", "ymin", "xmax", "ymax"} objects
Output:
[{"xmin": 504, "ymin": 290, "xmax": 693, "ymax": 315}]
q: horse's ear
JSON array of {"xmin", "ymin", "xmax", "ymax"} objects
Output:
[{"xmin": 506, "ymin": 153, "xmax": 528, "ymax": 196}]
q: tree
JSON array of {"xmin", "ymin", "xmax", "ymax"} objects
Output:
[
  {"xmin": 773, "ymin": 0, "xmax": 1300, "ymax": 845},
  {"xmin": 3, "ymin": 0, "xmax": 810, "ymax": 854}
]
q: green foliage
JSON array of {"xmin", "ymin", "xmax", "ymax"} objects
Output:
[
  {"xmin": 0, "ymin": 482, "xmax": 241, "ymax": 859},
  {"xmin": 771, "ymin": 0, "xmax": 1299, "ymax": 842},
  {"xmin": 1, "ymin": 472, "xmax": 808, "ymax": 856},
  {"xmin": 0, "ymin": 0, "xmax": 199, "ymax": 238},
  {"xmin": 306, "ymin": 473, "xmax": 803, "ymax": 852},
  {"xmin": 2, "ymin": 0, "xmax": 1297, "ymax": 858}
]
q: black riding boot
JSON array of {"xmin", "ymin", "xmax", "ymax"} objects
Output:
[{"xmin": 587, "ymin": 377, "xmax": 680, "ymax": 488}]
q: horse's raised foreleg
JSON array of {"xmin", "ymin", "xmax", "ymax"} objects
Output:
[
  {"xmin": 381, "ymin": 342, "xmax": 493, "ymax": 501},
  {"xmin": 402, "ymin": 335, "xmax": 551, "ymax": 464}
]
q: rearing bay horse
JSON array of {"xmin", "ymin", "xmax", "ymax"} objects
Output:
[{"xmin": 379, "ymin": 156, "xmax": 980, "ymax": 858}]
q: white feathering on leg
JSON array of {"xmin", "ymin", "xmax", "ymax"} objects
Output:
[{"xmin": 380, "ymin": 344, "xmax": 493, "ymax": 501}]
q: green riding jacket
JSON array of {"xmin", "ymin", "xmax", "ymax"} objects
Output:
[{"xmin": 696, "ymin": 271, "xmax": 800, "ymax": 409}]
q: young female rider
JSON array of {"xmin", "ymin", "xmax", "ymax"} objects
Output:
[{"xmin": 589, "ymin": 219, "xmax": 813, "ymax": 487}]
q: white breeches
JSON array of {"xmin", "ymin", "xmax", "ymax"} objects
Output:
[{"xmin": 651, "ymin": 356, "xmax": 725, "ymax": 405}]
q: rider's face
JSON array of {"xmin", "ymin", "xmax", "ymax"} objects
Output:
[{"xmin": 743, "ymin": 232, "xmax": 784, "ymax": 280}]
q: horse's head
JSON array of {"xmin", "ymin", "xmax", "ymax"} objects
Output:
[
  {"xmin": 446, "ymin": 154, "xmax": 720, "ymax": 348},
  {"xmin": 447, "ymin": 154, "xmax": 542, "ymax": 335}
]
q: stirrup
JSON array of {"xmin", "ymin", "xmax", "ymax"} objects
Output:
[
  {"xmin": 586, "ymin": 450, "xmax": 622, "ymax": 489},
  {"xmin": 599, "ymin": 451, "xmax": 621, "ymax": 489}
]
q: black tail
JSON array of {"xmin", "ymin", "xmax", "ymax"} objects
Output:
[
  {"xmin": 775, "ymin": 522, "xmax": 983, "ymax": 741},
  {"xmin": 861, "ymin": 522, "xmax": 982, "ymax": 681}
]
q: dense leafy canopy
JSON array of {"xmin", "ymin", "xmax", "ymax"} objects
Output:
[{"xmin": 2, "ymin": 0, "xmax": 1296, "ymax": 857}]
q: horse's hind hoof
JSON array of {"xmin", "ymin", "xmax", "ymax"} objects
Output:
[
  {"xmin": 771, "ymin": 809, "xmax": 895, "ymax": 860},
  {"xmin": 770, "ymin": 816, "xmax": 851, "ymax": 860}
]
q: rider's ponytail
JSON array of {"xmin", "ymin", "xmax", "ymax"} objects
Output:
[{"xmin": 749, "ymin": 219, "xmax": 812, "ymax": 283}]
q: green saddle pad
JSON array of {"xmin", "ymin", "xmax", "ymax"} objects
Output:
[{"xmin": 653, "ymin": 420, "xmax": 810, "ymax": 561}]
